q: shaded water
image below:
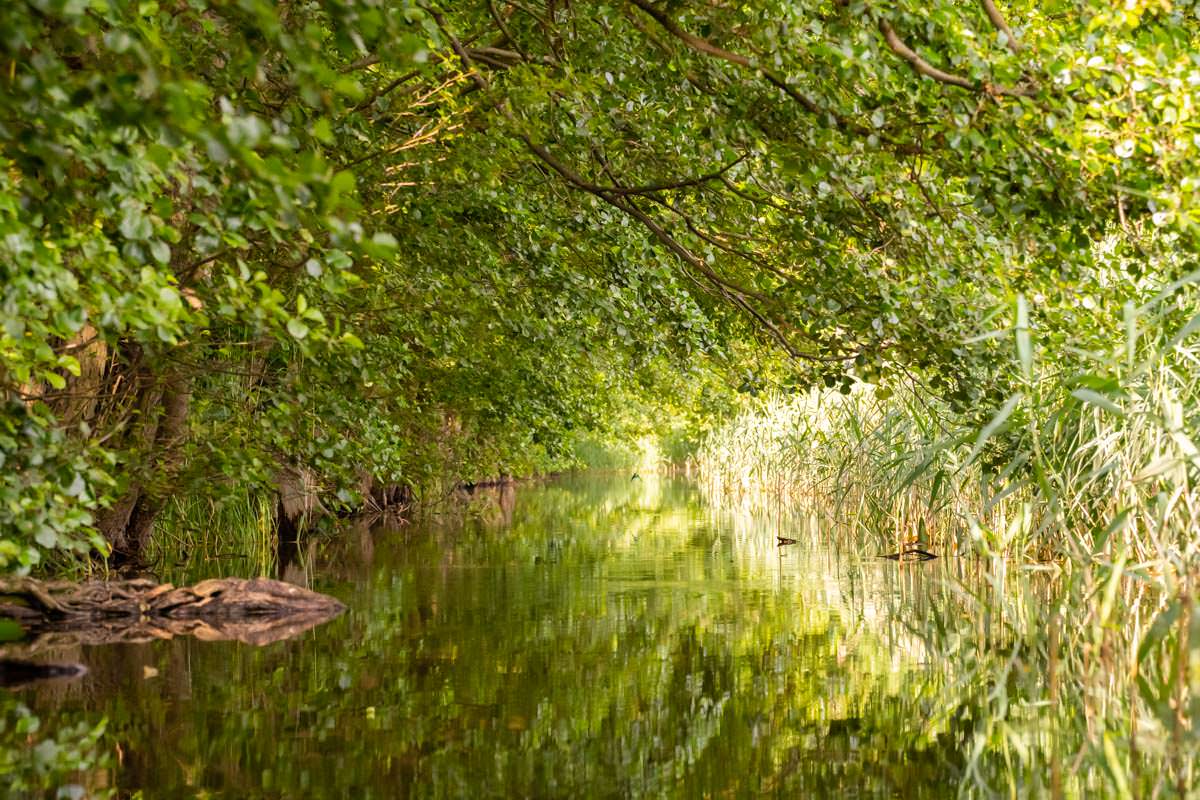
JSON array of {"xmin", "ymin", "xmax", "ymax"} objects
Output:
[{"xmin": 9, "ymin": 474, "xmax": 986, "ymax": 798}]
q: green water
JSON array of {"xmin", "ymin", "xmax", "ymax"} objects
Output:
[{"xmin": 10, "ymin": 474, "xmax": 981, "ymax": 798}]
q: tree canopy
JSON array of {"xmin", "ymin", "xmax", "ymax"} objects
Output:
[{"xmin": 2, "ymin": 0, "xmax": 1198, "ymax": 566}]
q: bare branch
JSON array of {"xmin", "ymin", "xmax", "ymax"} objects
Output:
[{"xmin": 487, "ymin": 0, "xmax": 519, "ymax": 50}]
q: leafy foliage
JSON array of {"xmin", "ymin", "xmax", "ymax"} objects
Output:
[
  {"xmin": 0, "ymin": 693, "xmax": 112, "ymax": 799},
  {"xmin": 2, "ymin": 0, "xmax": 1199, "ymax": 570}
]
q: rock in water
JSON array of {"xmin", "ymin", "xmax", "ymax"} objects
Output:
[{"xmin": 149, "ymin": 578, "xmax": 346, "ymax": 619}]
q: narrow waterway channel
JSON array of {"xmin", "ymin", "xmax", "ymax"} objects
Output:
[{"xmin": 18, "ymin": 474, "xmax": 986, "ymax": 798}]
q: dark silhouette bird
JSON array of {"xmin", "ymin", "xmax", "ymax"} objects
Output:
[
  {"xmin": 776, "ymin": 536, "xmax": 798, "ymax": 546},
  {"xmin": 880, "ymin": 546, "xmax": 937, "ymax": 562}
]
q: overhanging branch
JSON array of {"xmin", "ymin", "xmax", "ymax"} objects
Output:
[
  {"xmin": 876, "ymin": 14, "xmax": 1035, "ymax": 97},
  {"xmin": 877, "ymin": 19, "xmax": 975, "ymax": 91},
  {"xmin": 430, "ymin": 4, "xmax": 853, "ymax": 363},
  {"xmin": 623, "ymin": 0, "xmax": 929, "ymax": 155},
  {"xmin": 980, "ymin": 0, "xmax": 1022, "ymax": 53}
]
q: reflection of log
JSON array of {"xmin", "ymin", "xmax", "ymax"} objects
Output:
[
  {"xmin": 0, "ymin": 658, "xmax": 87, "ymax": 689},
  {"xmin": 0, "ymin": 577, "xmax": 345, "ymax": 648}
]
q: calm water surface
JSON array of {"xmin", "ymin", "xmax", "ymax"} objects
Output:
[{"xmin": 15, "ymin": 474, "xmax": 982, "ymax": 798}]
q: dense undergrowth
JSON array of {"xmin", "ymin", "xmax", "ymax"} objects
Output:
[{"xmin": 8, "ymin": 0, "xmax": 1200, "ymax": 575}]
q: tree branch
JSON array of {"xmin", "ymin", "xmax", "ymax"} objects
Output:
[
  {"xmin": 625, "ymin": 0, "xmax": 941, "ymax": 156},
  {"xmin": 877, "ymin": 19, "xmax": 975, "ymax": 91},
  {"xmin": 979, "ymin": 0, "xmax": 1021, "ymax": 53},
  {"xmin": 624, "ymin": 0, "xmax": 820, "ymax": 120},
  {"xmin": 877, "ymin": 15, "xmax": 1035, "ymax": 97},
  {"xmin": 430, "ymin": 5, "xmax": 846, "ymax": 362}
]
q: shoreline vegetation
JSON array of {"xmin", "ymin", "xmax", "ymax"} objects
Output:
[{"xmin": 692, "ymin": 293, "xmax": 1200, "ymax": 795}]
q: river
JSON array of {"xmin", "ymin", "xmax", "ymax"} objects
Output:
[{"xmin": 13, "ymin": 473, "xmax": 990, "ymax": 798}]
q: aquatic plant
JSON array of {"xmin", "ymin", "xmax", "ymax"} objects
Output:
[{"xmin": 695, "ymin": 278, "xmax": 1200, "ymax": 795}]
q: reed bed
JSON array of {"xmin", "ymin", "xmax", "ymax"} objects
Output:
[
  {"xmin": 146, "ymin": 490, "xmax": 277, "ymax": 581},
  {"xmin": 694, "ymin": 287, "xmax": 1200, "ymax": 796}
]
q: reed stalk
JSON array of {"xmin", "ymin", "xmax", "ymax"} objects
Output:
[{"xmin": 694, "ymin": 284, "xmax": 1200, "ymax": 796}]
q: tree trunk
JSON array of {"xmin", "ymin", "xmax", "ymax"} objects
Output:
[{"xmin": 96, "ymin": 366, "xmax": 192, "ymax": 561}]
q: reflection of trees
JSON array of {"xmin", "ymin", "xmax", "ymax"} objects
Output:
[
  {"xmin": 0, "ymin": 691, "xmax": 113, "ymax": 797},
  {"xmin": 24, "ymin": 475, "xmax": 984, "ymax": 797}
]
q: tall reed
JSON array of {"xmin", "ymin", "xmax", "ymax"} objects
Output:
[
  {"xmin": 694, "ymin": 279, "xmax": 1200, "ymax": 796},
  {"xmin": 146, "ymin": 489, "xmax": 277, "ymax": 581}
]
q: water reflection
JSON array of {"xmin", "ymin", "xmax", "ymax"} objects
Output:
[{"xmin": 12, "ymin": 474, "xmax": 979, "ymax": 798}]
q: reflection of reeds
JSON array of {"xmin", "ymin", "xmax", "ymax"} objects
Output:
[{"xmin": 693, "ymin": 290, "xmax": 1200, "ymax": 796}]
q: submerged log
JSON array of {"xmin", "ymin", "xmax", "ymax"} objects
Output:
[
  {"xmin": 880, "ymin": 547, "xmax": 938, "ymax": 562},
  {"xmin": 0, "ymin": 577, "xmax": 346, "ymax": 648}
]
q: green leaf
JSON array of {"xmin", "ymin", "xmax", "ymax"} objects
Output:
[
  {"xmin": 330, "ymin": 171, "xmax": 356, "ymax": 194},
  {"xmin": 34, "ymin": 527, "xmax": 57, "ymax": 548},
  {"xmin": 287, "ymin": 319, "xmax": 310, "ymax": 340},
  {"xmin": 1070, "ymin": 388, "xmax": 1124, "ymax": 416},
  {"xmin": 65, "ymin": 474, "xmax": 87, "ymax": 497},
  {"xmin": 150, "ymin": 239, "xmax": 171, "ymax": 265},
  {"xmin": 312, "ymin": 117, "xmax": 334, "ymax": 145},
  {"xmin": 333, "ymin": 77, "xmax": 365, "ymax": 101}
]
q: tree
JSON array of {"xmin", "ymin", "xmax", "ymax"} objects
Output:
[{"xmin": 2, "ymin": 0, "xmax": 1197, "ymax": 566}]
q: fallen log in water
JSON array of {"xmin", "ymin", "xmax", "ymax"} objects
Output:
[{"xmin": 0, "ymin": 577, "xmax": 346, "ymax": 648}]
